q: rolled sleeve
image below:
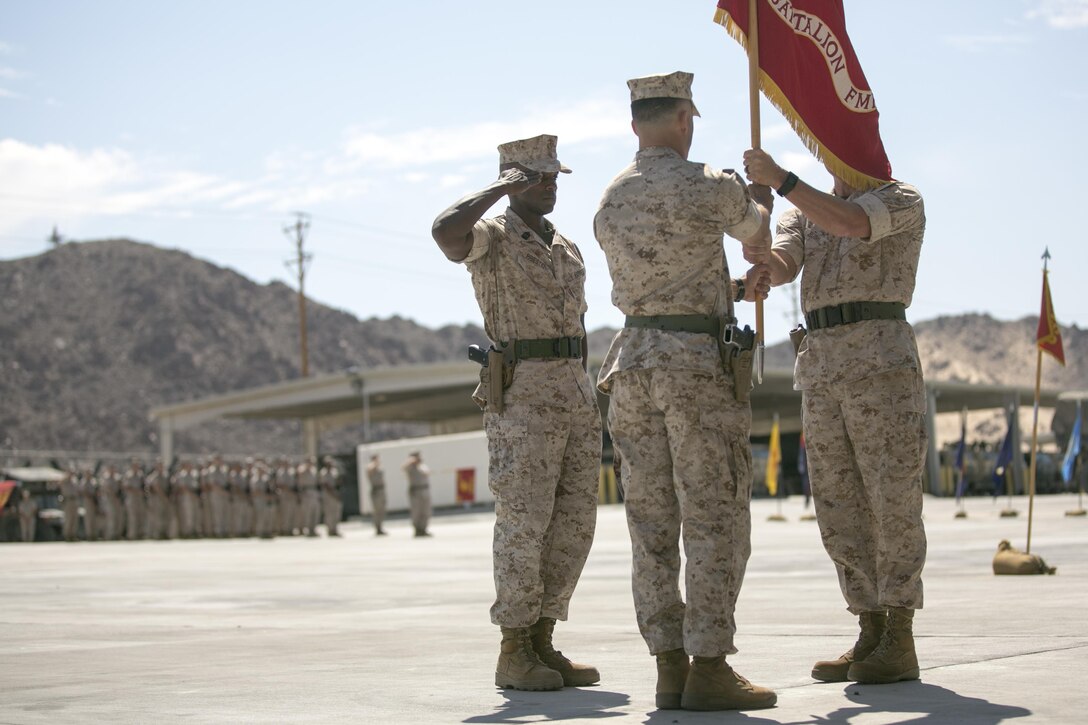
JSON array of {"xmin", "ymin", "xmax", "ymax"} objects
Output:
[
  {"xmin": 855, "ymin": 183, "xmax": 924, "ymax": 243},
  {"xmin": 715, "ymin": 169, "xmax": 762, "ymax": 242},
  {"xmin": 725, "ymin": 200, "xmax": 763, "ymax": 242},
  {"xmin": 854, "ymin": 193, "xmax": 893, "ymax": 243},
  {"xmin": 771, "ymin": 208, "xmax": 805, "ymax": 281},
  {"xmin": 460, "ymin": 219, "xmax": 496, "ymax": 265}
]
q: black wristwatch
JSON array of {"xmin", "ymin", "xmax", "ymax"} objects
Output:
[{"xmin": 734, "ymin": 277, "xmax": 746, "ymax": 303}]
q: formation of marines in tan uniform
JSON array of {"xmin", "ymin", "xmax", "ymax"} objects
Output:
[
  {"xmin": 433, "ymin": 68, "xmax": 926, "ymax": 711},
  {"xmin": 37, "ymin": 456, "xmax": 345, "ymax": 542}
]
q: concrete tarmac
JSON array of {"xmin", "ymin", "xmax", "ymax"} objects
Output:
[{"xmin": 3, "ymin": 493, "xmax": 1087, "ymax": 724}]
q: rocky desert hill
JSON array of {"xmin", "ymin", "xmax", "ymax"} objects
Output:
[
  {"xmin": 1, "ymin": 239, "xmax": 1085, "ymax": 457},
  {"xmin": 0, "ymin": 239, "xmax": 485, "ymax": 455}
]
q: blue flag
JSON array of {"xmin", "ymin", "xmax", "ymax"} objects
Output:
[
  {"xmin": 992, "ymin": 412, "xmax": 1015, "ymax": 497},
  {"xmin": 1062, "ymin": 402, "xmax": 1082, "ymax": 486}
]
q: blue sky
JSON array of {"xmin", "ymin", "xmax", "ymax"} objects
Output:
[{"xmin": 2, "ymin": 1, "xmax": 1086, "ymax": 345}]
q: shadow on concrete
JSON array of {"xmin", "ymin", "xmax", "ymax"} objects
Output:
[
  {"xmin": 643, "ymin": 707, "xmax": 783, "ymax": 724},
  {"xmin": 809, "ymin": 681, "xmax": 1033, "ymax": 724},
  {"xmin": 464, "ymin": 688, "xmax": 631, "ymax": 722}
]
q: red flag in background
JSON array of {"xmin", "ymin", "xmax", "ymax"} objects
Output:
[
  {"xmin": 714, "ymin": 0, "xmax": 892, "ymax": 190},
  {"xmin": 455, "ymin": 467, "xmax": 476, "ymax": 504},
  {"xmin": 0, "ymin": 480, "xmax": 15, "ymax": 514},
  {"xmin": 1037, "ymin": 270, "xmax": 1065, "ymax": 365}
]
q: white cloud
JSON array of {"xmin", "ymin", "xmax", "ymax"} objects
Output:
[
  {"xmin": 1027, "ymin": 0, "xmax": 1088, "ymax": 28},
  {"xmin": 340, "ymin": 97, "xmax": 630, "ymax": 170},
  {"xmin": 0, "ymin": 87, "xmax": 21, "ymax": 99},
  {"xmin": 0, "ymin": 42, "xmax": 13, "ymax": 55},
  {"xmin": 0, "ymin": 96, "xmax": 631, "ymax": 237},
  {"xmin": 942, "ymin": 34, "xmax": 1032, "ymax": 51},
  {"xmin": 0, "ymin": 138, "xmax": 380, "ymax": 232},
  {"xmin": 0, "ymin": 67, "xmax": 24, "ymax": 80}
]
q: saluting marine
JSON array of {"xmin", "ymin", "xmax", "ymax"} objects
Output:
[{"xmin": 432, "ymin": 134, "xmax": 601, "ymax": 692}]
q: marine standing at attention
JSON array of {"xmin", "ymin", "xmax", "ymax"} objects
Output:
[{"xmin": 595, "ymin": 71, "xmax": 775, "ymax": 711}]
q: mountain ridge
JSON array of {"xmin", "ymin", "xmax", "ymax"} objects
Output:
[{"xmin": 1, "ymin": 239, "xmax": 1084, "ymax": 456}]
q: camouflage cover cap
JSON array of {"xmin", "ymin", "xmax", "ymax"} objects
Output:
[
  {"xmin": 497, "ymin": 134, "xmax": 572, "ymax": 174},
  {"xmin": 627, "ymin": 70, "xmax": 700, "ymax": 117}
]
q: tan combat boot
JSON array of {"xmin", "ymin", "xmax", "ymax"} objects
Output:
[
  {"xmin": 529, "ymin": 617, "xmax": 600, "ymax": 687},
  {"xmin": 495, "ymin": 626, "xmax": 564, "ymax": 691},
  {"xmin": 811, "ymin": 610, "xmax": 887, "ymax": 682},
  {"xmin": 654, "ymin": 648, "xmax": 689, "ymax": 710},
  {"xmin": 847, "ymin": 608, "xmax": 920, "ymax": 684},
  {"xmin": 680, "ymin": 656, "xmax": 777, "ymax": 711}
]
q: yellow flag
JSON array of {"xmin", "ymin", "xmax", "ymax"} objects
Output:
[{"xmin": 766, "ymin": 413, "xmax": 781, "ymax": 497}]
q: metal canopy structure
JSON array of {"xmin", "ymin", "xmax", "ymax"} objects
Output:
[
  {"xmin": 150, "ymin": 358, "xmax": 1062, "ymax": 494},
  {"xmin": 148, "ymin": 361, "xmax": 484, "ymax": 463}
]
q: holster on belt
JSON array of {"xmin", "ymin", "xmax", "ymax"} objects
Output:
[
  {"xmin": 719, "ymin": 325, "xmax": 756, "ymax": 403},
  {"xmin": 486, "ymin": 345, "xmax": 516, "ymax": 414},
  {"xmin": 789, "ymin": 324, "xmax": 807, "ymax": 356}
]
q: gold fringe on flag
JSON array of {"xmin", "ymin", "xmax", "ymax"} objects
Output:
[{"xmin": 714, "ymin": 8, "xmax": 888, "ymax": 191}]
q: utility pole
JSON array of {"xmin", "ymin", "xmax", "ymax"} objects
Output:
[
  {"xmin": 284, "ymin": 212, "xmax": 312, "ymax": 377},
  {"xmin": 47, "ymin": 225, "xmax": 63, "ymax": 248}
]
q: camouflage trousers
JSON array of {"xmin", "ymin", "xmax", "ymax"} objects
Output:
[
  {"xmin": 486, "ymin": 401, "xmax": 601, "ymax": 628},
  {"xmin": 608, "ymin": 367, "xmax": 752, "ymax": 658},
  {"xmin": 803, "ymin": 367, "xmax": 928, "ymax": 613},
  {"xmin": 409, "ymin": 488, "xmax": 430, "ymax": 533},
  {"xmin": 371, "ymin": 487, "xmax": 387, "ymax": 531},
  {"xmin": 323, "ymin": 490, "xmax": 343, "ymax": 535},
  {"xmin": 300, "ymin": 489, "xmax": 321, "ymax": 533}
]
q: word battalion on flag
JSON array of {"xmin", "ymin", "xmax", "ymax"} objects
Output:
[{"xmin": 715, "ymin": 0, "xmax": 892, "ymax": 189}]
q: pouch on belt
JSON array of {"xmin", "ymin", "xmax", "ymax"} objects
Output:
[
  {"xmin": 719, "ymin": 325, "xmax": 755, "ymax": 403},
  {"xmin": 789, "ymin": 324, "xmax": 807, "ymax": 356}
]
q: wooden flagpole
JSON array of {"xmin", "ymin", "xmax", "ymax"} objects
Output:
[
  {"xmin": 747, "ymin": 0, "xmax": 765, "ymax": 381},
  {"xmin": 1025, "ymin": 250, "xmax": 1050, "ymax": 554},
  {"xmin": 1026, "ymin": 346, "xmax": 1042, "ymax": 553}
]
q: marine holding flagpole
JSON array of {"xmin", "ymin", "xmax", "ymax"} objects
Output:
[
  {"xmin": 595, "ymin": 70, "xmax": 775, "ymax": 711},
  {"xmin": 717, "ymin": 0, "xmax": 928, "ymax": 686}
]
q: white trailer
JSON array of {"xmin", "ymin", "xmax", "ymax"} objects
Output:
[{"xmin": 356, "ymin": 431, "xmax": 491, "ymax": 515}]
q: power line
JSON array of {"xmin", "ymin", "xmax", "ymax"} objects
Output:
[{"xmin": 283, "ymin": 212, "xmax": 312, "ymax": 378}]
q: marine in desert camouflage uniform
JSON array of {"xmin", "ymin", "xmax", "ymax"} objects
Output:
[
  {"xmin": 97, "ymin": 464, "xmax": 124, "ymax": 541},
  {"xmin": 431, "ymin": 134, "xmax": 601, "ymax": 692},
  {"xmin": 145, "ymin": 461, "xmax": 172, "ymax": 540},
  {"xmin": 366, "ymin": 454, "xmax": 387, "ymax": 536},
  {"xmin": 595, "ymin": 72, "xmax": 775, "ymax": 711},
  {"xmin": 78, "ymin": 469, "xmax": 99, "ymax": 541},
  {"xmin": 297, "ymin": 456, "xmax": 321, "ymax": 537},
  {"xmin": 121, "ymin": 460, "xmax": 145, "ymax": 540},
  {"xmin": 60, "ymin": 470, "xmax": 80, "ymax": 542},
  {"xmin": 203, "ymin": 456, "xmax": 231, "ymax": 538},
  {"xmin": 274, "ymin": 459, "xmax": 299, "ymax": 536},
  {"xmin": 745, "ymin": 147, "xmax": 927, "ymax": 686},
  {"xmin": 401, "ymin": 452, "xmax": 432, "ymax": 538},
  {"xmin": 318, "ymin": 456, "xmax": 342, "ymax": 537},
  {"xmin": 229, "ymin": 461, "xmax": 251, "ymax": 537},
  {"xmin": 174, "ymin": 461, "xmax": 201, "ymax": 538}
]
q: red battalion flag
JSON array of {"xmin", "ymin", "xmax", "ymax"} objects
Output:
[
  {"xmin": 1037, "ymin": 268, "xmax": 1065, "ymax": 366},
  {"xmin": 714, "ymin": 0, "xmax": 892, "ymax": 190},
  {"xmin": 456, "ymin": 467, "xmax": 476, "ymax": 504}
]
